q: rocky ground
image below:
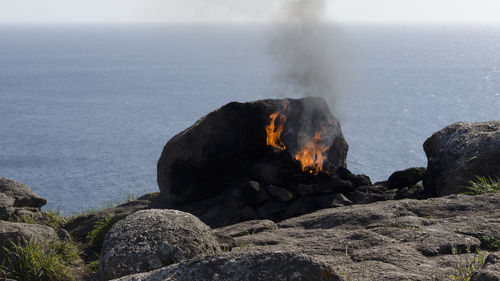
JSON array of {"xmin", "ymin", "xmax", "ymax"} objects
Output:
[
  {"xmin": 2, "ymin": 104, "xmax": 500, "ymax": 280},
  {"xmin": 1, "ymin": 180, "xmax": 499, "ymax": 281}
]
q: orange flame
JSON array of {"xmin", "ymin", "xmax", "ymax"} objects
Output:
[
  {"xmin": 266, "ymin": 112, "xmax": 287, "ymax": 150},
  {"xmin": 294, "ymin": 131, "xmax": 329, "ymax": 175},
  {"xmin": 264, "ymin": 99, "xmax": 330, "ymax": 175}
]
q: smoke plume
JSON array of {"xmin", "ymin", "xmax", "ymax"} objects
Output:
[{"xmin": 269, "ymin": 0, "xmax": 338, "ymax": 104}]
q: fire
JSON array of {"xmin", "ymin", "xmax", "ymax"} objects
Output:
[
  {"xmin": 294, "ymin": 131, "xmax": 329, "ymax": 175},
  {"xmin": 266, "ymin": 112, "xmax": 287, "ymax": 150},
  {"xmin": 265, "ymin": 99, "xmax": 330, "ymax": 175}
]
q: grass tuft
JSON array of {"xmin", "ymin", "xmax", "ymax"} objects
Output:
[
  {"xmin": 448, "ymin": 244, "xmax": 485, "ymax": 281},
  {"xmin": 86, "ymin": 260, "xmax": 100, "ymax": 273},
  {"xmin": 0, "ymin": 238, "xmax": 80, "ymax": 281},
  {"xmin": 479, "ymin": 235, "xmax": 500, "ymax": 251},
  {"xmin": 43, "ymin": 210, "xmax": 69, "ymax": 229},
  {"xmin": 9, "ymin": 214, "xmax": 37, "ymax": 224},
  {"xmin": 87, "ymin": 214, "xmax": 124, "ymax": 250},
  {"xmin": 464, "ymin": 176, "xmax": 500, "ymax": 195}
]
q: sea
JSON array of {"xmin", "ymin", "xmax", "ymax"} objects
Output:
[{"xmin": 1, "ymin": 23, "xmax": 499, "ymax": 214}]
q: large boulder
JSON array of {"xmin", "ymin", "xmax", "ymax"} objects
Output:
[
  {"xmin": 157, "ymin": 97, "xmax": 348, "ymax": 205},
  {"xmin": 111, "ymin": 252, "xmax": 342, "ymax": 281},
  {"xmin": 423, "ymin": 121, "xmax": 500, "ymax": 195},
  {"xmin": 99, "ymin": 209, "xmax": 221, "ymax": 280}
]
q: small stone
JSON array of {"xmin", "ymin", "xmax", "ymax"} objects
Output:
[
  {"xmin": 266, "ymin": 185, "xmax": 294, "ymax": 202},
  {"xmin": 387, "ymin": 167, "xmax": 426, "ymax": 189}
]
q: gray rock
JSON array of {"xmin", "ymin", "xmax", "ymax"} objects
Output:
[
  {"xmin": 0, "ymin": 193, "xmax": 15, "ymax": 220},
  {"xmin": 99, "ymin": 209, "xmax": 221, "ymax": 280},
  {"xmin": 0, "ymin": 220, "xmax": 58, "ymax": 260},
  {"xmin": 221, "ymin": 193, "xmax": 500, "ymax": 281},
  {"xmin": 423, "ymin": 121, "xmax": 500, "ymax": 196},
  {"xmin": 111, "ymin": 251, "xmax": 342, "ymax": 281},
  {"xmin": 470, "ymin": 253, "xmax": 500, "ymax": 281},
  {"xmin": 215, "ymin": 219, "xmax": 278, "ymax": 238},
  {"xmin": 0, "ymin": 178, "xmax": 46, "ymax": 208},
  {"xmin": 387, "ymin": 167, "xmax": 425, "ymax": 189},
  {"xmin": 157, "ymin": 97, "xmax": 348, "ymax": 205}
]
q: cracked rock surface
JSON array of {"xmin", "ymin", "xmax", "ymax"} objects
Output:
[{"xmin": 217, "ymin": 193, "xmax": 500, "ymax": 281}]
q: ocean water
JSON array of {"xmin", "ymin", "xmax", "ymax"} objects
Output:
[{"xmin": 1, "ymin": 24, "xmax": 499, "ymax": 214}]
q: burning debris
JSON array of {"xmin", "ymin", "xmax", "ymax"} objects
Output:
[{"xmin": 157, "ymin": 97, "xmax": 380, "ymax": 227}]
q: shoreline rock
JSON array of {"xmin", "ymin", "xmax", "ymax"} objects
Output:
[{"xmin": 423, "ymin": 121, "xmax": 500, "ymax": 196}]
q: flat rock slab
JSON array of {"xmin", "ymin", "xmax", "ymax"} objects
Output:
[
  {"xmin": 226, "ymin": 193, "xmax": 500, "ymax": 281},
  {"xmin": 112, "ymin": 252, "xmax": 342, "ymax": 281}
]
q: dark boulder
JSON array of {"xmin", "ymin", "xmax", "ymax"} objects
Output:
[
  {"xmin": 387, "ymin": 167, "xmax": 425, "ymax": 189},
  {"xmin": 423, "ymin": 121, "xmax": 500, "ymax": 195},
  {"xmin": 157, "ymin": 97, "xmax": 348, "ymax": 205},
  {"xmin": 336, "ymin": 167, "xmax": 372, "ymax": 187}
]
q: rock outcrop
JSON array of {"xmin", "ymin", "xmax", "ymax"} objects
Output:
[
  {"xmin": 0, "ymin": 177, "xmax": 46, "ymax": 220},
  {"xmin": 213, "ymin": 193, "xmax": 500, "ymax": 281},
  {"xmin": 112, "ymin": 252, "xmax": 342, "ymax": 281},
  {"xmin": 99, "ymin": 209, "xmax": 221, "ymax": 280},
  {"xmin": 423, "ymin": 121, "xmax": 500, "ymax": 196},
  {"xmin": 155, "ymin": 97, "xmax": 370, "ymax": 228}
]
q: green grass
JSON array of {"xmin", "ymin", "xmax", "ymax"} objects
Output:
[
  {"xmin": 448, "ymin": 245, "xmax": 485, "ymax": 281},
  {"xmin": 479, "ymin": 235, "xmax": 500, "ymax": 250},
  {"xmin": 9, "ymin": 210, "xmax": 69, "ymax": 230},
  {"xmin": 464, "ymin": 176, "xmax": 500, "ymax": 195},
  {"xmin": 9, "ymin": 214, "xmax": 38, "ymax": 224},
  {"xmin": 0, "ymin": 238, "xmax": 80, "ymax": 281},
  {"xmin": 69, "ymin": 191, "xmax": 139, "ymax": 219},
  {"xmin": 85, "ymin": 260, "xmax": 100, "ymax": 273},
  {"xmin": 43, "ymin": 210, "xmax": 69, "ymax": 229},
  {"xmin": 87, "ymin": 214, "xmax": 125, "ymax": 250}
]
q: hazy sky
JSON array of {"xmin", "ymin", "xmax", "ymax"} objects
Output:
[{"xmin": 2, "ymin": 0, "xmax": 500, "ymax": 23}]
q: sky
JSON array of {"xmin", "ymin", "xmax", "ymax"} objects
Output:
[{"xmin": 1, "ymin": 0, "xmax": 500, "ymax": 23}]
